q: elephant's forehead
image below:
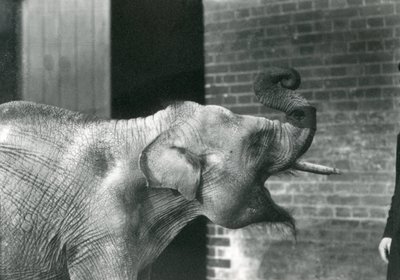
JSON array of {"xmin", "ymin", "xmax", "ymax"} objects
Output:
[{"xmin": 201, "ymin": 105, "xmax": 241, "ymax": 125}]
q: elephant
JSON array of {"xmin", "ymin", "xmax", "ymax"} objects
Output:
[{"xmin": 0, "ymin": 67, "xmax": 338, "ymax": 280}]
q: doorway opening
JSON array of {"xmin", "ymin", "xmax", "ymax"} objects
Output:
[{"xmin": 0, "ymin": 0, "xmax": 19, "ymax": 103}]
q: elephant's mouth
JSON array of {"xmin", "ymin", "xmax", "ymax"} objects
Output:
[{"xmin": 257, "ymin": 185, "xmax": 296, "ymax": 236}]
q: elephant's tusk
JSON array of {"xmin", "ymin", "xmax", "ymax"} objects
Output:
[{"xmin": 293, "ymin": 161, "xmax": 341, "ymax": 175}]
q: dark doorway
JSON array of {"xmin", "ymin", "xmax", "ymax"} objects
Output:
[
  {"xmin": 0, "ymin": 0, "xmax": 19, "ymax": 102},
  {"xmin": 111, "ymin": 0, "xmax": 205, "ymax": 118},
  {"xmin": 111, "ymin": 1, "xmax": 206, "ymax": 280}
]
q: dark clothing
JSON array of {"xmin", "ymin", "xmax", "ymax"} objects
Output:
[
  {"xmin": 388, "ymin": 236, "xmax": 400, "ymax": 280},
  {"xmin": 385, "ymin": 134, "xmax": 400, "ymax": 279}
]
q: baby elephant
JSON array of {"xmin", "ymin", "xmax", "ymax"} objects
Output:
[{"xmin": 0, "ymin": 67, "xmax": 337, "ymax": 279}]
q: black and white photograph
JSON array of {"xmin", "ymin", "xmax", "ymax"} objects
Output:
[{"xmin": 0, "ymin": 0, "xmax": 399, "ymax": 279}]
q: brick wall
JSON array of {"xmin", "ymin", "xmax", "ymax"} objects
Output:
[{"xmin": 203, "ymin": 0, "xmax": 400, "ymax": 279}]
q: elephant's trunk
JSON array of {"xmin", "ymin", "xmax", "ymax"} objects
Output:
[{"xmin": 254, "ymin": 68, "xmax": 338, "ymax": 175}]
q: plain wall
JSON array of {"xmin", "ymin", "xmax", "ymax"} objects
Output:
[{"xmin": 19, "ymin": 0, "xmax": 110, "ymax": 118}]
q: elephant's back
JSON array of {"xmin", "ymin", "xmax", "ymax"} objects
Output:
[{"xmin": 0, "ymin": 101, "xmax": 100, "ymax": 126}]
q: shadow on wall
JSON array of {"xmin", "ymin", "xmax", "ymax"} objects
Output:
[{"xmin": 230, "ymin": 220, "xmax": 386, "ymax": 280}]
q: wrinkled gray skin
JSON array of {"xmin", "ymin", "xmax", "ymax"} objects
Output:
[{"xmin": 0, "ymin": 68, "xmax": 337, "ymax": 280}]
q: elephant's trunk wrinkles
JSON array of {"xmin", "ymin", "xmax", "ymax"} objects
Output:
[{"xmin": 254, "ymin": 68, "xmax": 339, "ymax": 175}]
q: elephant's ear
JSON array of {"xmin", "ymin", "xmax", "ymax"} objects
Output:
[{"xmin": 139, "ymin": 136, "xmax": 202, "ymax": 201}]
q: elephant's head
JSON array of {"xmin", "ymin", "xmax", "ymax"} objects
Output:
[{"xmin": 139, "ymin": 67, "xmax": 338, "ymax": 231}]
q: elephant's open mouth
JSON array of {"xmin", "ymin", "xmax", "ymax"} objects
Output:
[{"xmin": 259, "ymin": 186, "xmax": 296, "ymax": 236}]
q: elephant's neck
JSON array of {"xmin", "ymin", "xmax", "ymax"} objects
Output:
[
  {"xmin": 98, "ymin": 105, "xmax": 202, "ymax": 269},
  {"xmin": 108, "ymin": 107, "xmax": 174, "ymax": 150},
  {"xmin": 135, "ymin": 189, "xmax": 200, "ymax": 268}
]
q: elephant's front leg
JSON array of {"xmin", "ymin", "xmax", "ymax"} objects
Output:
[{"xmin": 67, "ymin": 241, "xmax": 139, "ymax": 280}]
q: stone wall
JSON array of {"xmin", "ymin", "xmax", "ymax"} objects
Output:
[{"xmin": 203, "ymin": 0, "xmax": 400, "ymax": 279}]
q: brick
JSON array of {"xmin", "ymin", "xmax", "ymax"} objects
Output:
[
  {"xmin": 229, "ymin": 18, "xmax": 258, "ymax": 30},
  {"xmin": 330, "ymin": 90, "xmax": 347, "ymax": 100},
  {"xmin": 325, "ymin": 77, "xmax": 357, "ymax": 88},
  {"xmin": 237, "ymin": 73, "xmax": 252, "ymax": 83},
  {"xmin": 314, "ymin": 92, "xmax": 330, "ymax": 101},
  {"xmin": 208, "ymin": 259, "xmax": 231, "ymax": 268},
  {"xmin": 327, "ymin": 195, "xmax": 360, "ymax": 205},
  {"xmin": 299, "ymin": 1, "xmax": 312, "ymax": 10},
  {"xmin": 207, "ymin": 65, "xmax": 229, "ymax": 74},
  {"xmin": 357, "ymin": 52, "xmax": 393, "ymax": 63},
  {"xmin": 299, "ymin": 45, "xmax": 314, "ymax": 55},
  {"xmin": 364, "ymin": 88, "xmax": 382, "ymax": 99},
  {"xmin": 222, "ymin": 96, "xmax": 236, "ymax": 104},
  {"xmin": 335, "ymin": 207, "xmax": 351, "ymax": 218},
  {"xmin": 300, "ymin": 80, "xmax": 324, "ymax": 89},
  {"xmin": 315, "ymin": 21, "xmax": 333, "ymax": 32},
  {"xmin": 367, "ymin": 41, "xmax": 384, "ymax": 51},
  {"xmin": 208, "ymin": 237, "xmax": 230, "ymax": 246},
  {"xmin": 259, "ymin": 15, "xmax": 289, "ymax": 25},
  {"xmin": 297, "ymin": 23, "xmax": 313, "ymax": 33},
  {"xmin": 292, "ymin": 57, "xmax": 324, "ymax": 68},
  {"xmin": 230, "ymin": 62, "xmax": 258, "ymax": 72},
  {"xmin": 315, "ymin": 0, "xmax": 329, "ymax": 9},
  {"xmin": 385, "ymin": 15, "xmax": 400, "ymax": 26},
  {"xmin": 365, "ymin": 0, "xmax": 381, "ymax": 4},
  {"xmin": 352, "ymin": 207, "xmax": 369, "ymax": 218},
  {"xmin": 349, "ymin": 42, "xmax": 366, "ymax": 53},
  {"xmin": 385, "ymin": 39, "xmax": 400, "ymax": 50},
  {"xmin": 326, "ymin": 8, "xmax": 358, "ymax": 19},
  {"xmin": 364, "ymin": 64, "xmax": 381, "ymax": 75},
  {"xmin": 333, "ymin": 19, "xmax": 349, "ymax": 30},
  {"xmin": 237, "ymin": 52, "xmax": 250, "ymax": 61},
  {"xmin": 223, "ymin": 75, "xmax": 236, "ymax": 83},
  {"xmin": 293, "ymin": 195, "xmax": 326, "ymax": 205},
  {"xmin": 360, "ymin": 4, "xmax": 395, "ymax": 16},
  {"xmin": 325, "ymin": 54, "xmax": 358, "ymax": 65},
  {"xmin": 367, "ymin": 17, "xmax": 384, "ymax": 28},
  {"xmin": 361, "ymin": 196, "xmax": 391, "ymax": 206},
  {"xmin": 266, "ymin": 4, "xmax": 281, "ymax": 15},
  {"xmin": 331, "ymin": 0, "xmax": 347, "ymax": 8},
  {"xmin": 230, "ymin": 84, "xmax": 252, "ymax": 93},
  {"xmin": 293, "ymin": 33, "xmax": 324, "ymax": 44},
  {"xmin": 230, "ymin": 41, "xmax": 249, "ymax": 52},
  {"xmin": 282, "ymin": 3, "xmax": 296, "ymax": 12},
  {"xmin": 209, "ymin": 85, "xmax": 229, "ymax": 95},
  {"xmin": 358, "ymin": 29, "xmax": 393, "ymax": 40},
  {"xmin": 370, "ymin": 208, "xmax": 387, "ymax": 218},
  {"xmin": 235, "ymin": 8, "xmax": 250, "ymax": 19},
  {"xmin": 331, "ymin": 67, "xmax": 346, "ymax": 76},
  {"xmin": 317, "ymin": 207, "xmax": 334, "ymax": 217},
  {"xmin": 302, "ymin": 206, "xmax": 317, "ymax": 216},
  {"xmin": 350, "ymin": 19, "xmax": 366, "ymax": 29},
  {"xmin": 382, "ymin": 63, "xmax": 397, "ymax": 74},
  {"xmin": 347, "ymin": 0, "xmax": 363, "ymax": 5},
  {"xmin": 293, "ymin": 11, "xmax": 324, "ymax": 22},
  {"xmin": 358, "ymin": 75, "xmax": 393, "ymax": 86},
  {"xmin": 238, "ymin": 95, "xmax": 252, "ymax": 103}
]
